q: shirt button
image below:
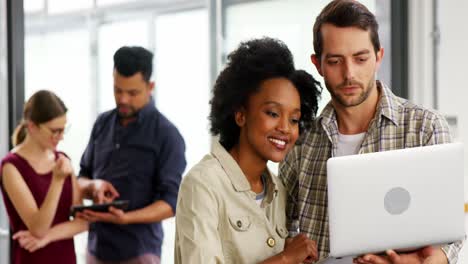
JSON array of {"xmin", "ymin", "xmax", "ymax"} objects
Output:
[
  {"xmin": 115, "ymin": 143, "xmax": 120, "ymax": 149},
  {"xmin": 267, "ymin": 237, "xmax": 276, "ymax": 247},
  {"xmin": 236, "ymin": 220, "xmax": 242, "ymax": 228}
]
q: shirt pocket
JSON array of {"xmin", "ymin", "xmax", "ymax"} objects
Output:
[
  {"xmin": 276, "ymin": 224, "xmax": 289, "ymax": 239},
  {"xmin": 228, "ymin": 215, "xmax": 251, "ymax": 232},
  {"xmin": 92, "ymin": 141, "xmax": 114, "ymax": 178}
]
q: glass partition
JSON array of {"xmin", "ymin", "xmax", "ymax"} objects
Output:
[
  {"xmin": 154, "ymin": 9, "xmax": 210, "ymax": 263},
  {"xmin": 97, "ymin": 19, "xmax": 150, "ymax": 113},
  {"xmin": 48, "ymin": 0, "xmax": 93, "ymax": 14},
  {"xmin": 25, "ymin": 29, "xmax": 93, "ymax": 172},
  {"xmin": 0, "ymin": 0, "xmax": 10, "ymax": 262},
  {"xmin": 24, "ymin": 0, "xmax": 44, "ymax": 13}
]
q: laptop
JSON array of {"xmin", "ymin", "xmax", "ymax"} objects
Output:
[{"xmin": 326, "ymin": 142, "xmax": 465, "ymax": 259}]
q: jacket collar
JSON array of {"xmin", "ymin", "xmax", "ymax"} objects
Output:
[{"xmin": 211, "ymin": 141, "xmax": 280, "ymax": 196}]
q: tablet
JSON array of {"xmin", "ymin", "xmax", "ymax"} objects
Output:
[{"xmin": 70, "ymin": 200, "xmax": 129, "ymax": 218}]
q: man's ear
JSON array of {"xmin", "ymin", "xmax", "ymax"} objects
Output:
[
  {"xmin": 148, "ymin": 81, "xmax": 155, "ymax": 95},
  {"xmin": 375, "ymin": 47, "xmax": 384, "ymax": 72},
  {"xmin": 311, "ymin": 54, "xmax": 323, "ymax": 76},
  {"xmin": 234, "ymin": 108, "xmax": 246, "ymax": 127}
]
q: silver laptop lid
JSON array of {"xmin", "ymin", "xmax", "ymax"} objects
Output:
[{"xmin": 327, "ymin": 143, "xmax": 465, "ymax": 258}]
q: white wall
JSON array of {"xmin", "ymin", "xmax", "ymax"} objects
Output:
[
  {"xmin": 433, "ymin": 0, "xmax": 468, "ymax": 262},
  {"xmin": 409, "ymin": 1, "xmax": 467, "ymax": 262},
  {"xmin": 438, "ymin": 1, "xmax": 468, "ymax": 144}
]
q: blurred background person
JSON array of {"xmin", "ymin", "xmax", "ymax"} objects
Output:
[
  {"xmin": 77, "ymin": 46, "xmax": 186, "ymax": 264},
  {"xmin": 0, "ymin": 90, "xmax": 88, "ymax": 264}
]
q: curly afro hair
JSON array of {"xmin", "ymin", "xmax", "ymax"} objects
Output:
[{"xmin": 209, "ymin": 37, "xmax": 322, "ymax": 150}]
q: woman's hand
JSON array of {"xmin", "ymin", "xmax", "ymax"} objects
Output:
[
  {"xmin": 13, "ymin": 230, "xmax": 49, "ymax": 253},
  {"xmin": 281, "ymin": 234, "xmax": 318, "ymax": 264},
  {"xmin": 52, "ymin": 155, "xmax": 73, "ymax": 181}
]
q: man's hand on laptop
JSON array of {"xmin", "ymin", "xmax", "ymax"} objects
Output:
[{"xmin": 353, "ymin": 246, "xmax": 448, "ymax": 264}]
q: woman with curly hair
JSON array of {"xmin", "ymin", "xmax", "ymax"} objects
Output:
[{"xmin": 175, "ymin": 37, "xmax": 322, "ymax": 263}]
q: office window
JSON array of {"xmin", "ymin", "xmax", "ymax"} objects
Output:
[
  {"xmin": 48, "ymin": 0, "xmax": 94, "ymax": 14},
  {"xmin": 98, "ymin": 0, "xmax": 138, "ymax": 7},
  {"xmin": 98, "ymin": 19, "xmax": 149, "ymax": 113},
  {"xmin": 438, "ymin": 1, "xmax": 468, "ymax": 143},
  {"xmin": 155, "ymin": 9, "xmax": 210, "ymax": 170},
  {"xmin": 24, "ymin": 0, "xmax": 45, "ymax": 13},
  {"xmin": 154, "ymin": 9, "xmax": 210, "ymax": 264},
  {"xmin": 25, "ymin": 29, "xmax": 93, "ymax": 171}
]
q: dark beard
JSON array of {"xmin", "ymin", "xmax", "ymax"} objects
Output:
[
  {"xmin": 327, "ymin": 78, "xmax": 374, "ymax": 107},
  {"xmin": 117, "ymin": 111, "xmax": 136, "ymax": 119}
]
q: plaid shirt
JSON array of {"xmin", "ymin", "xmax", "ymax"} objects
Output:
[{"xmin": 279, "ymin": 81, "xmax": 463, "ymax": 263}]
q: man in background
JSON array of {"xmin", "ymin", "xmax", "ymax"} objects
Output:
[{"xmin": 78, "ymin": 46, "xmax": 186, "ymax": 264}]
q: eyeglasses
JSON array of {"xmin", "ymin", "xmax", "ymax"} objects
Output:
[{"xmin": 40, "ymin": 124, "xmax": 71, "ymax": 138}]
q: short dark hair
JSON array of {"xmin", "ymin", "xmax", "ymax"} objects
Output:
[
  {"xmin": 209, "ymin": 37, "xmax": 322, "ymax": 150},
  {"xmin": 12, "ymin": 90, "xmax": 67, "ymax": 146},
  {"xmin": 313, "ymin": 0, "xmax": 380, "ymax": 60},
  {"xmin": 113, "ymin": 46, "xmax": 154, "ymax": 82}
]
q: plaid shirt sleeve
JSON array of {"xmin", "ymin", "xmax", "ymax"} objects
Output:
[
  {"xmin": 442, "ymin": 240, "xmax": 464, "ymax": 264},
  {"xmin": 423, "ymin": 111, "xmax": 452, "ymax": 145},
  {"xmin": 424, "ymin": 111, "xmax": 464, "ymax": 264},
  {"xmin": 279, "ymin": 144, "xmax": 301, "ymax": 237}
]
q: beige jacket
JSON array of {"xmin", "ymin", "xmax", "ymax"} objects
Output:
[{"xmin": 175, "ymin": 141, "xmax": 288, "ymax": 264}]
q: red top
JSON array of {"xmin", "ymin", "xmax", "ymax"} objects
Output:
[{"xmin": 0, "ymin": 152, "xmax": 76, "ymax": 264}]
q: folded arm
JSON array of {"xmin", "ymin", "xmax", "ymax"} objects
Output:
[{"xmin": 2, "ymin": 155, "xmax": 73, "ymax": 238}]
